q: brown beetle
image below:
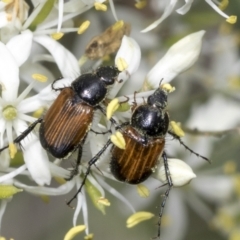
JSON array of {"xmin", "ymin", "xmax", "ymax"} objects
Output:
[
  {"xmin": 0, "ymin": 66, "xmax": 121, "ymax": 178},
  {"xmin": 67, "ymin": 83, "xmax": 209, "ymax": 237}
]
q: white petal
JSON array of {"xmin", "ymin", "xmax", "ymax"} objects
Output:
[
  {"xmin": 109, "ymin": 36, "xmax": 141, "ymax": 98},
  {"xmin": 0, "ymin": 200, "xmax": 8, "ymax": 232},
  {"xmin": 13, "ymin": 120, "xmax": 51, "ymax": 186},
  {"xmin": 0, "ymin": 41, "xmax": 19, "ymax": 101},
  {"xmin": 176, "ymin": 0, "xmax": 194, "ymax": 14},
  {"xmin": 0, "ymin": 12, "xmax": 9, "ymax": 28},
  {"xmin": 18, "ymin": 95, "xmax": 45, "ymax": 113},
  {"xmin": 6, "ymin": 30, "xmax": 33, "ymax": 67},
  {"xmin": 33, "ymin": 35, "xmax": 80, "ymax": 79},
  {"xmin": 192, "ymin": 175, "xmax": 234, "ymax": 202},
  {"xmin": 187, "ymin": 95, "xmax": 240, "ymax": 131},
  {"xmin": 155, "ymin": 158, "xmax": 196, "ymax": 187},
  {"xmin": 141, "ymin": 0, "xmax": 178, "ymax": 33},
  {"xmin": 115, "ymin": 36, "xmax": 141, "ymax": 75},
  {"xmin": 146, "ymin": 30, "xmax": 205, "ymax": 88},
  {"xmin": 14, "ymin": 179, "xmax": 75, "ymax": 195}
]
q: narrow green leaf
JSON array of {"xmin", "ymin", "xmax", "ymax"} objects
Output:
[
  {"xmin": 29, "ymin": 0, "xmax": 56, "ymax": 31},
  {"xmin": 85, "ymin": 179, "xmax": 106, "ymax": 214}
]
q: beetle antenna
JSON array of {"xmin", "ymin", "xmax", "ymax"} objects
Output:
[{"xmin": 168, "ymin": 130, "xmax": 210, "ymax": 163}]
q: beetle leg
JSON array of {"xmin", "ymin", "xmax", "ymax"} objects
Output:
[
  {"xmin": 168, "ymin": 130, "xmax": 210, "ymax": 163},
  {"xmin": 90, "ymin": 128, "xmax": 112, "ymax": 135},
  {"xmin": 66, "ymin": 139, "xmax": 113, "ymax": 207},
  {"xmin": 156, "ymin": 151, "xmax": 173, "ymax": 239},
  {"xmin": 0, "ymin": 118, "xmax": 43, "ymax": 153},
  {"xmin": 51, "ymin": 77, "xmax": 64, "ymax": 91}
]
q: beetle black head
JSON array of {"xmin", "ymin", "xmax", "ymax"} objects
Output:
[
  {"xmin": 147, "ymin": 85, "xmax": 168, "ymax": 109},
  {"xmin": 96, "ymin": 66, "xmax": 121, "ymax": 85}
]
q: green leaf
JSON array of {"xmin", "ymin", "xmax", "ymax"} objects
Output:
[
  {"xmin": 85, "ymin": 179, "xmax": 106, "ymax": 214},
  {"xmin": 29, "ymin": 0, "xmax": 56, "ymax": 31}
]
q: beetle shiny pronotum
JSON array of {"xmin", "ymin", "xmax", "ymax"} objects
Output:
[
  {"xmin": 0, "ymin": 66, "xmax": 121, "ymax": 179},
  {"xmin": 67, "ymin": 83, "xmax": 209, "ymax": 237}
]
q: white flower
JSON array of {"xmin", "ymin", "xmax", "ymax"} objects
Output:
[
  {"xmin": 143, "ymin": 0, "xmax": 237, "ymax": 32},
  {"xmin": 0, "ymin": 30, "xmax": 51, "ymax": 186},
  {"xmin": 155, "ymin": 158, "xmax": 196, "ymax": 187},
  {"xmin": 145, "ymin": 30, "xmax": 205, "ymax": 89}
]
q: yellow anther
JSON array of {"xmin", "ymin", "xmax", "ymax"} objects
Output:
[
  {"xmin": 116, "ymin": 57, "xmax": 128, "ymax": 71},
  {"xmin": 161, "ymin": 83, "xmax": 175, "ymax": 93},
  {"xmin": 94, "ymin": 2, "xmax": 107, "ymax": 11},
  {"xmin": 0, "ymin": 185, "xmax": 22, "ymax": 199},
  {"xmin": 78, "ymin": 20, "xmax": 91, "ymax": 34},
  {"xmin": 79, "ymin": 55, "xmax": 88, "ymax": 66},
  {"xmin": 137, "ymin": 184, "xmax": 150, "ymax": 198},
  {"xmin": 64, "ymin": 225, "xmax": 86, "ymax": 240},
  {"xmin": 135, "ymin": 0, "xmax": 147, "ymax": 9},
  {"xmin": 2, "ymin": 0, "xmax": 13, "ymax": 3},
  {"xmin": 33, "ymin": 107, "xmax": 44, "ymax": 118},
  {"xmin": 170, "ymin": 121, "xmax": 185, "ymax": 137},
  {"xmin": 112, "ymin": 20, "xmax": 124, "ymax": 31},
  {"xmin": 32, "ymin": 74, "xmax": 48, "ymax": 82},
  {"xmin": 40, "ymin": 195, "xmax": 50, "ymax": 203},
  {"xmin": 106, "ymin": 98, "xmax": 119, "ymax": 119},
  {"xmin": 51, "ymin": 32, "xmax": 64, "ymax": 40},
  {"xmin": 9, "ymin": 143, "xmax": 17, "ymax": 159},
  {"xmin": 226, "ymin": 16, "xmax": 237, "ymax": 24},
  {"xmin": 219, "ymin": 0, "xmax": 229, "ymax": 10},
  {"xmin": 229, "ymin": 229, "xmax": 240, "ymax": 240},
  {"xmin": 223, "ymin": 161, "xmax": 237, "ymax": 174},
  {"xmin": 97, "ymin": 197, "xmax": 111, "ymax": 206},
  {"xmin": 84, "ymin": 234, "xmax": 94, "ymax": 240},
  {"xmin": 111, "ymin": 131, "xmax": 126, "ymax": 149},
  {"xmin": 126, "ymin": 212, "xmax": 154, "ymax": 228}
]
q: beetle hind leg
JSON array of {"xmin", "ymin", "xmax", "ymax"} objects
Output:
[
  {"xmin": 155, "ymin": 151, "xmax": 173, "ymax": 239},
  {"xmin": 0, "ymin": 118, "xmax": 43, "ymax": 154},
  {"xmin": 66, "ymin": 139, "xmax": 112, "ymax": 207}
]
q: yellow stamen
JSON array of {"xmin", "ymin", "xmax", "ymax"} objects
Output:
[
  {"xmin": 2, "ymin": 0, "xmax": 13, "ymax": 3},
  {"xmin": 51, "ymin": 32, "xmax": 64, "ymax": 40},
  {"xmin": 161, "ymin": 83, "xmax": 175, "ymax": 93},
  {"xmin": 84, "ymin": 234, "xmax": 94, "ymax": 240},
  {"xmin": 218, "ymin": 0, "xmax": 229, "ymax": 10},
  {"xmin": 135, "ymin": 0, "xmax": 147, "ymax": 9},
  {"xmin": 94, "ymin": 2, "xmax": 107, "ymax": 11},
  {"xmin": 226, "ymin": 16, "xmax": 237, "ymax": 24},
  {"xmin": 54, "ymin": 176, "xmax": 67, "ymax": 185},
  {"xmin": 106, "ymin": 98, "xmax": 119, "ymax": 119},
  {"xmin": 64, "ymin": 225, "xmax": 86, "ymax": 240},
  {"xmin": 0, "ymin": 185, "xmax": 22, "ymax": 199},
  {"xmin": 112, "ymin": 20, "xmax": 124, "ymax": 31},
  {"xmin": 137, "ymin": 184, "xmax": 150, "ymax": 198},
  {"xmin": 97, "ymin": 197, "xmax": 111, "ymax": 206},
  {"xmin": 32, "ymin": 107, "xmax": 45, "ymax": 118},
  {"xmin": 116, "ymin": 57, "xmax": 128, "ymax": 71},
  {"xmin": 32, "ymin": 74, "xmax": 48, "ymax": 82},
  {"xmin": 229, "ymin": 229, "xmax": 240, "ymax": 240},
  {"xmin": 40, "ymin": 195, "xmax": 50, "ymax": 203},
  {"xmin": 223, "ymin": 161, "xmax": 237, "ymax": 174},
  {"xmin": 78, "ymin": 20, "xmax": 91, "ymax": 34},
  {"xmin": 170, "ymin": 121, "xmax": 185, "ymax": 137},
  {"xmin": 126, "ymin": 212, "xmax": 154, "ymax": 228},
  {"xmin": 110, "ymin": 131, "xmax": 126, "ymax": 149},
  {"xmin": 9, "ymin": 143, "xmax": 17, "ymax": 159}
]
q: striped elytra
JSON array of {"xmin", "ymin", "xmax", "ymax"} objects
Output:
[
  {"xmin": 110, "ymin": 126, "xmax": 165, "ymax": 184},
  {"xmin": 40, "ymin": 87, "xmax": 94, "ymax": 158}
]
